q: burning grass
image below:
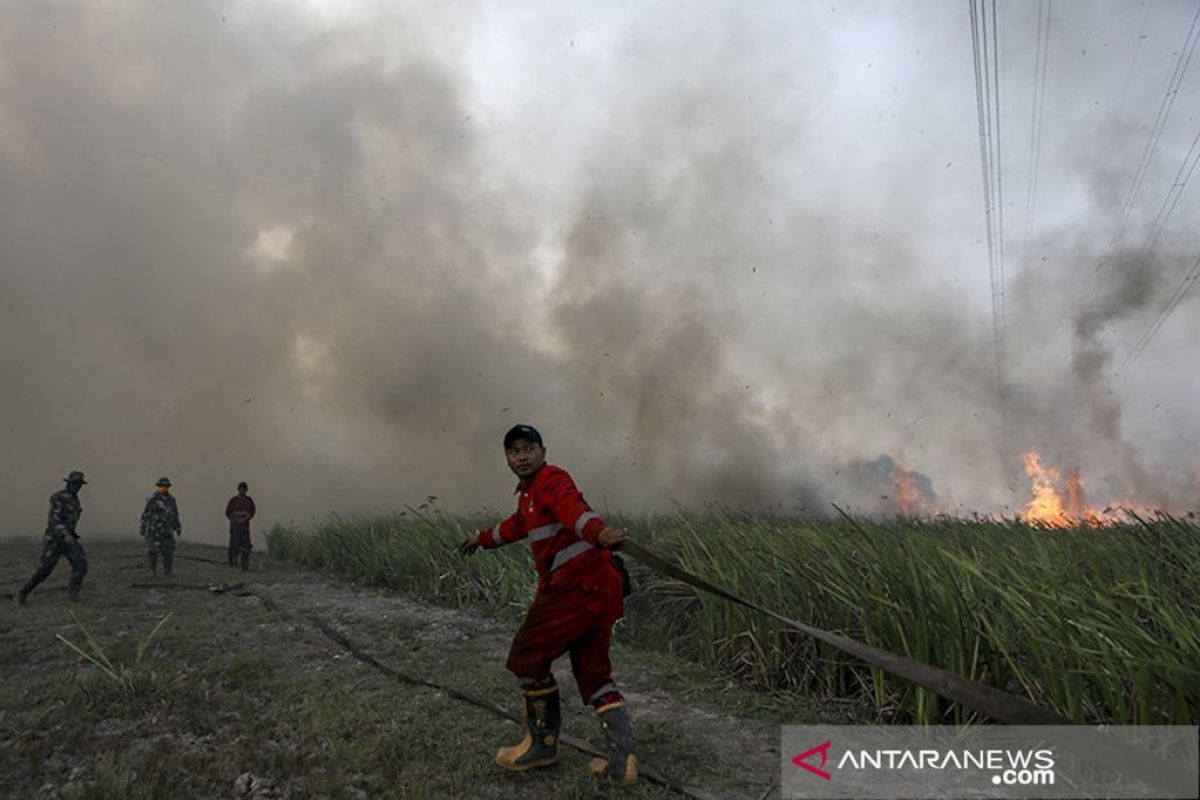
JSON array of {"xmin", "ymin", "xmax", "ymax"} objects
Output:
[{"xmin": 267, "ymin": 509, "xmax": 1200, "ymax": 726}]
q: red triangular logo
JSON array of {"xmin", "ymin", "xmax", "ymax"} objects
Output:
[{"xmin": 791, "ymin": 740, "xmax": 833, "ymax": 781}]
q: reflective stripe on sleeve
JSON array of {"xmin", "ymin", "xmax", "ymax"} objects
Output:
[
  {"xmin": 529, "ymin": 523, "xmax": 562, "ymax": 542},
  {"xmin": 574, "ymin": 510, "xmax": 600, "ymax": 535},
  {"xmin": 549, "ymin": 540, "xmax": 593, "ymax": 572}
]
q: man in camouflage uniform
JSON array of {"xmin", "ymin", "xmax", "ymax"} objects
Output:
[
  {"xmin": 141, "ymin": 476, "xmax": 182, "ymax": 575},
  {"xmin": 15, "ymin": 470, "xmax": 89, "ymax": 604}
]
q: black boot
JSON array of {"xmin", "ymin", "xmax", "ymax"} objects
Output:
[
  {"xmin": 588, "ymin": 702, "xmax": 638, "ymax": 785},
  {"xmin": 67, "ymin": 557, "xmax": 87, "ymax": 602},
  {"xmin": 163, "ymin": 552, "xmax": 174, "ymax": 576},
  {"xmin": 16, "ymin": 575, "xmax": 40, "ymax": 604},
  {"xmin": 148, "ymin": 551, "xmax": 158, "ymax": 575},
  {"xmin": 19, "ymin": 554, "xmax": 55, "ymax": 602},
  {"xmin": 495, "ymin": 683, "xmax": 561, "ymax": 772},
  {"xmin": 228, "ymin": 549, "xmax": 237, "ymax": 567},
  {"xmin": 240, "ymin": 551, "xmax": 249, "ymax": 572}
]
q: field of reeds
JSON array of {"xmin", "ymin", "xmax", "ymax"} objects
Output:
[{"xmin": 266, "ymin": 509, "xmax": 1200, "ymax": 726}]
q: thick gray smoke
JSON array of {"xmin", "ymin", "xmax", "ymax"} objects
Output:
[{"xmin": 1, "ymin": 1, "xmax": 1197, "ymax": 542}]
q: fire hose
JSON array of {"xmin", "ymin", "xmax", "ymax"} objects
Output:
[
  {"xmin": 132, "ymin": 580, "xmax": 726, "ymax": 800},
  {"xmin": 616, "ymin": 536, "xmax": 1198, "ymax": 797},
  {"xmin": 130, "ymin": 530, "xmax": 1198, "ymax": 798}
]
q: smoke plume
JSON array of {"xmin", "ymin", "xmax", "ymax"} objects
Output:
[{"xmin": 2, "ymin": 1, "xmax": 1197, "ymax": 542}]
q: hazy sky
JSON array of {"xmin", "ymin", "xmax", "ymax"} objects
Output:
[{"xmin": 2, "ymin": 0, "xmax": 1198, "ymax": 542}]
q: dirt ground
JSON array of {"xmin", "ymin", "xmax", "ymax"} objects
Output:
[{"xmin": 1, "ymin": 539, "xmax": 860, "ymax": 799}]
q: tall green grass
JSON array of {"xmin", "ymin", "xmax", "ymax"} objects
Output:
[{"xmin": 266, "ymin": 509, "xmax": 1200, "ymax": 725}]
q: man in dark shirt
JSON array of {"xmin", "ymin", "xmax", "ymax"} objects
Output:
[{"xmin": 225, "ymin": 481, "xmax": 257, "ymax": 571}]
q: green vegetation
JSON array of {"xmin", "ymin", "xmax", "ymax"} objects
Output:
[
  {"xmin": 6, "ymin": 514, "xmax": 1195, "ymax": 798},
  {"xmin": 2, "ymin": 540, "xmax": 792, "ymax": 799},
  {"xmin": 56, "ymin": 612, "xmax": 173, "ymax": 697},
  {"xmin": 267, "ymin": 509, "xmax": 1200, "ymax": 725}
]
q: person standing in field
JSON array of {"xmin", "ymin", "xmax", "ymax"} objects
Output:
[
  {"xmin": 141, "ymin": 476, "xmax": 181, "ymax": 575},
  {"xmin": 458, "ymin": 424, "xmax": 637, "ymax": 785},
  {"xmin": 225, "ymin": 481, "xmax": 256, "ymax": 571},
  {"xmin": 14, "ymin": 471, "xmax": 89, "ymax": 604}
]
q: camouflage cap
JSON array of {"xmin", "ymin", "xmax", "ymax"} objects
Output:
[
  {"xmin": 155, "ymin": 476, "xmax": 173, "ymax": 488},
  {"xmin": 63, "ymin": 470, "xmax": 87, "ymax": 484}
]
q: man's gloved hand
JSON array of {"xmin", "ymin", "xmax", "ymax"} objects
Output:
[{"xmin": 458, "ymin": 534, "xmax": 482, "ymax": 557}]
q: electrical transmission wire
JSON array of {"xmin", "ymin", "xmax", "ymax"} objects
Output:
[
  {"xmin": 1094, "ymin": 4, "xmax": 1200, "ymax": 282},
  {"xmin": 1114, "ymin": 128, "xmax": 1200, "ymax": 375},
  {"xmin": 1107, "ymin": 7, "xmax": 1200, "ymax": 375},
  {"xmin": 1116, "ymin": 254, "xmax": 1200, "ymax": 376},
  {"xmin": 1125, "ymin": 127, "xmax": 1200, "ymax": 280},
  {"xmin": 1112, "ymin": 2, "xmax": 1154, "ymax": 127},
  {"xmin": 988, "ymin": 0, "xmax": 1007, "ymax": 341},
  {"xmin": 969, "ymin": 0, "xmax": 1007, "ymax": 407},
  {"xmin": 1021, "ymin": 0, "xmax": 1052, "ymax": 274}
]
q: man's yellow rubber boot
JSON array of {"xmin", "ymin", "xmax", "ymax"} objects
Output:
[
  {"xmin": 496, "ymin": 684, "xmax": 560, "ymax": 772},
  {"xmin": 587, "ymin": 701, "xmax": 638, "ymax": 786}
]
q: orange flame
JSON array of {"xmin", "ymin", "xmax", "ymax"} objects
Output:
[
  {"xmin": 866, "ymin": 451, "xmax": 1162, "ymax": 523},
  {"xmin": 894, "ymin": 469, "xmax": 919, "ymax": 516},
  {"xmin": 1022, "ymin": 452, "xmax": 1071, "ymax": 527},
  {"xmin": 1020, "ymin": 451, "xmax": 1121, "ymax": 527},
  {"xmin": 1064, "ymin": 469, "xmax": 1084, "ymax": 521}
]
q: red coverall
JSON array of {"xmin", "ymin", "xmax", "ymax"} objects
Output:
[{"xmin": 476, "ymin": 463, "xmax": 625, "ymax": 709}]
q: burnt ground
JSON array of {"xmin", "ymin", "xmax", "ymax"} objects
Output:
[{"xmin": 1, "ymin": 540, "xmax": 864, "ymax": 799}]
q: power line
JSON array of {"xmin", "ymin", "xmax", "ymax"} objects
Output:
[
  {"xmin": 1113, "ymin": 128, "xmax": 1200, "ymax": 375},
  {"xmin": 969, "ymin": 0, "xmax": 998, "ymax": 380},
  {"xmin": 1112, "ymin": 2, "xmax": 1154, "ymax": 126},
  {"xmin": 1094, "ymin": 4, "xmax": 1200, "ymax": 282},
  {"xmin": 1021, "ymin": 0, "xmax": 1052, "ymax": 274},
  {"xmin": 1126, "ymin": 127, "xmax": 1200, "ymax": 279},
  {"xmin": 1116, "ymin": 253, "xmax": 1200, "ymax": 376},
  {"xmin": 969, "ymin": 0, "xmax": 1007, "ymax": 406},
  {"xmin": 989, "ymin": 0, "xmax": 1007, "ymax": 343}
]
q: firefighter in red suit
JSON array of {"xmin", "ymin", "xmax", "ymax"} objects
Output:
[{"xmin": 459, "ymin": 424, "xmax": 637, "ymax": 785}]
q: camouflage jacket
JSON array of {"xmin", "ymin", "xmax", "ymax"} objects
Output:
[
  {"xmin": 45, "ymin": 489, "xmax": 82, "ymax": 541},
  {"xmin": 140, "ymin": 493, "xmax": 182, "ymax": 540}
]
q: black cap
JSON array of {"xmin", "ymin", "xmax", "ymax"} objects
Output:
[
  {"xmin": 64, "ymin": 470, "xmax": 87, "ymax": 485},
  {"xmin": 237, "ymin": 481, "xmax": 248, "ymax": 491},
  {"xmin": 503, "ymin": 424, "xmax": 543, "ymax": 450}
]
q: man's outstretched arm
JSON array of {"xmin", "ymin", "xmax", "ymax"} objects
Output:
[
  {"xmin": 542, "ymin": 471, "xmax": 627, "ymax": 549},
  {"xmin": 459, "ymin": 513, "xmax": 526, "ymax": 556}
]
